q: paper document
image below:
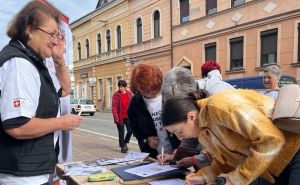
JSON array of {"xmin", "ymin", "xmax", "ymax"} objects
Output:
[
  {"xmin": 124, "ymin": 162, "xmax": 178, "ymax": 177},
  {"xmin": 149, "ymin": 178, "xmax": 185, "ymax": 185},
  {"xmin": 64, "ymin": 162, "xmax": 107, "ymax": 176},
  {"xmin": 96, "ymin": 152, "xmax": 149, "ymax": 166}
]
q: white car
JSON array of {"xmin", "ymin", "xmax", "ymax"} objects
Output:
[{"xmin": 71, "ymin": 99, "xmax": 96, "ymax": 116}]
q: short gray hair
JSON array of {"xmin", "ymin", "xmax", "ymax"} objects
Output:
[
  {"xmin": 161, "ymin": 67, "xmax": 197, "ymax": 103},
  {"xmin": 264, "ymin": 65, "xmax": 282, "ymax": 81}
]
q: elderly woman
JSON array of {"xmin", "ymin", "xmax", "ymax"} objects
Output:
[
  {"xmin": 128, "ymin": 64, "xmax": 180, "ymax": 158},
  {"xmin": 157, "ymin": 67, "xmax": 211, "ymax": 169},
  {"xmin": 161, "ymin": 89, "xmax": 300, "ymax": 185},
  {"xmin": 260, "ymin": 65, "xmax": 282, "ymax": 98},
  {"xmin": 0, "ymin": 1, "xmax": 82, "ymax": 184}
]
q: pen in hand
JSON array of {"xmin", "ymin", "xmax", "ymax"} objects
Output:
[{"xmin": 161, "ymin": 146, "xmax": 164, "ymax": 166}]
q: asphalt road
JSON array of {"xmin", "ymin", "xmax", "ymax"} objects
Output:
[
  {"xmin": 72, "ymin": 112, "xmax": 139, "ymax": 161},
  {"xmin": 77, "ymin": 112, "xmax": 138, "ymax": 144}
]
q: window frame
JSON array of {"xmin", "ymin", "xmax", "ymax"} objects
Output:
[
  {"xmin": 85, "ymin": 39, "xmax": 90, "ymax": 58},
  {"xmin": 206, "ymin": 0, "xmax": 217, "ymax": 15},
  {"xmin": 204, "ymin": 42, "xmax": 217, "ymax": 61},
  {"xmin": 180, "ymin": 0, "xmax": 190, "ymax": 23},
  {"xmin": 77, "ymin": 42, "xmax": 81, "ymax": 60},
  {"xmin": 230, "ymin": 36, "xmax": 244, "ymax": 70},
  {"xmin": 97, "ymin": 33, "xmax": 102, "ymax": 54},
  {"xmin": 153, "ymin": 10, "xmax": 160, "ymax": 39},
  {"xmin": 136, "ymin": 18, "xmax": 143, "ymax": 44},
  {"xmin": 106, "ymin": 30, "xmax": 111, "ymax": 52},
  {"xmin": 260, "ymin": 28, "xmax": 278, "ymax": 66}
]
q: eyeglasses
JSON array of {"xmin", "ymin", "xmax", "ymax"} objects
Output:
[{"xmin": 36, "ymin": 27, "xmax": 62, "ymax": 42}]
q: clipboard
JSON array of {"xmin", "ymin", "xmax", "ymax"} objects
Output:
[{"xmin": 111, "ymin": 162, "xmax": 189, "ymax": 181}]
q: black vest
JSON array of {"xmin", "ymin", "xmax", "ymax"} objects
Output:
[{"xmin": 0, "ymin": 40, "xmax": 59, "ymax": 176}]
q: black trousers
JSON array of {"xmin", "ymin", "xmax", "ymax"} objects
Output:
[
  {"xmin": 250, "ymin": 149, "xmax": 300, "ymax": 185},
  {"xmin": 117, "ymin": 118, "xmax": 132, "ymax": 148}
]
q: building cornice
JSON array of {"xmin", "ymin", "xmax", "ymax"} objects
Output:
[{"xmin": 173, "ymin": 9, "xmax": 300, "ymax": 47}]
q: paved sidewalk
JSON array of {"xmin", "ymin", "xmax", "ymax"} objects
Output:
[{"xmin": 72, "ymin": 129, "xmax": 139, "ymax": 161}]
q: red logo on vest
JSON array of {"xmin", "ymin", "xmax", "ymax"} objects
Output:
[{"xmin": 13, "ymin": 100, "xmax": 21, "ymax": 108}]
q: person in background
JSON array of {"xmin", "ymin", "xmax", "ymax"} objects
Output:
[
  {"xmin": 161, "ymin": 89, "xmax": 300, "ymax": 185},
  {"xmin": 128, "ymin": 64, "xmax": 180, "ymax": 158},
  {"xmin": 157, "ymin": 67, "xmax": 212, "ymax": 169},
  {"xmin": 260, "ymin": 65, "xmax": 282, "ymax": 98},
  {"xmin": 112, "ymin": 80, "xmax": 133, "ymax": 153},
  {"xmin": 196, "ymin": 60, "xmax": 233, "ymax": 95},
  {"xmin": 0, "ymin": 1, "xmax": 82, "ymax": 184}
]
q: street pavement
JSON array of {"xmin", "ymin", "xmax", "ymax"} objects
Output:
[{"xmin": 72, "ymin": 112, "xmax": 139, "ymax": 161}]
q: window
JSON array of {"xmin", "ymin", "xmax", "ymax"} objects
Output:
[
  {"xmin": 298, "ymin": 24, "xmax": 300, "ymax": 63},
  {"xmin": 85, "ymin": 39, "xmax": 90, "ymax": 58},
  {"xmin": 230, "ymin": 37, "xmax": 244, "ymax": 70},
  {"xmin": 206, "ymin": 0, "xmax": 217, "ymax": 15},
  {"xmin": 77, "ymin": 42, "xmax": 81, "ymax": 60},
  {"xmin": 205, "ymin": 42, "xmax": 216, "ymax": 61},
  {"xmin": 231, "ymin": 0, "xmax": 245, "ymax": 7},
  {"xmin": 180, "ymin": 0, "xmax": 189, "ymax": 23},
  {"xmin": 107, "ymin": 78, "xmax": 112, "ymax": 107},
  {"xmin": 261, "ymin": 29, "xmax": 278, "ymax": 66},
  {"xmin": 98, "ymin": 79, "xmax": 103, "ymax": 100},
  {"xmin": 106, "ymin": 30, "xmax": 111, "ymax": 52},
  {"xmin": 136, "ymin": 18, "xmax": 143, "ymax": 44},
  {"xmin": 116, "ymin": 26, "xmax": 122, "ymax": 49},
  {"xmin": 153, "ymin": 11, "xmax": 160, "ymax": 38},
  {"xmin": 97, "ymin": 33, "xmax": 101, "ymax": 54}
]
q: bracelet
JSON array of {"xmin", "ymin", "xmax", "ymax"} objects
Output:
[{"xmin": 54, "ymin": 62, "xmax": 66, "ymax": 68}]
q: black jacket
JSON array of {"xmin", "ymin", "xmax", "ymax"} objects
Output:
[
  {"xmin": 0, "ymin": 40, "xmax": 60, "ymax": 176},
  {"xmin": 128, "ymin": 94, "xmax": 180, "ymax": 158}
]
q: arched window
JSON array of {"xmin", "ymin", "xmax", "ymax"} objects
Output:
[
  {"xmin": 106, "ymin": 30, "xmax": 111, "ymax": 52},
  {"xmin": 85, "ymin": 39, "xmax": 90, "ymax": 58},
  {"xmin": 97, "ymin": 33, "xmax": 101, "ymax": 54},
  {"xmin": 153, "ymin": 11, "xmax": 160, "ymax": 39},
  {"xmin": 136, "ymin": 18, "xmax": 142, "ymax": 44},
  {"xmin": 116, "ymin": 26, "xmax": 122, "ymax": 49},
  {"xmin": 77, "ymin": 42, "xmax": 81, "ymax": 60}
]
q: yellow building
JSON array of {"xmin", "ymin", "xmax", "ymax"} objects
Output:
[
  {"xmin": 71, "ymin": 0, "xmax": 130, "ymax": 111},
  {"xmin": 171, "ymin": 0, "xmax": 300, "ymax": 81}
]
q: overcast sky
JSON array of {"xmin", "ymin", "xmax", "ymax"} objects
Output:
[{"xmin": 0, "ymin": 0, "xmax": 98, "ymax": 64}]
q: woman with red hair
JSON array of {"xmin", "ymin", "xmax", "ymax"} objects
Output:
[
  {"xmin": 128, "ymin": 64, "xmax": 180, "ymax": 158},
  {"xmin": 197, "ymin": 60, "xmax": 233, "ymax": 95}
]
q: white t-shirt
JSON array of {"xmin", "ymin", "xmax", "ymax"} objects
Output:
[
  {"xmin": 143, "ymin": 95, "xmax": 173, "ymax": 154},
  {"xmin": 0, "ymin": 57, "xmax": 59, "ymax": 185}
]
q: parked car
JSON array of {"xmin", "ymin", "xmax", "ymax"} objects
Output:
[
  {"xmin": 71, "ymin": 99, "xmax": 96, "ymax": 116},
  {"xmin": 224, "ymin": 74, "xmax": 297, "ymax": 89}
]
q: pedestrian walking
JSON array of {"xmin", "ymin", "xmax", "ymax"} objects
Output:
[{"xmin": 112, "ymin": 80, "xmax": 133, "ymax": 153}]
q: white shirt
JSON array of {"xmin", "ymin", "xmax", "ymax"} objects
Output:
[
  {"xmin": 0, "ymin": 57, "xmax": 56, "ymax": 185},
  {"xmin": 196, "ymin": 70, "xmax": 234, "ymax": 95},
  {"xmin": 143, "ymin": 95, "xmax": 173, "ymax": 154},
  {"xmin": 259, "ymin": 90, "xmax": 279, "ymax": 99}
]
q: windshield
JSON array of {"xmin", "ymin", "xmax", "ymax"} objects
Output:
[{"xmin": 79, "ymin": 100, "xmax": 94, "ymax": 105}]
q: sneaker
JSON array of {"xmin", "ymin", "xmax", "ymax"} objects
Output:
[
  {"xmin": 121, "ymin": 147, "xmax": 127, "ymax": 153},
  {"xmin": 124, "ymin": 144, "xmax": 128, "ymax": 151}
]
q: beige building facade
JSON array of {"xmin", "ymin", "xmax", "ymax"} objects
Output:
[
  {"xmin": 71, "ymin": 0, "xmax": 130, "ymax": 111},
  {"xmin": 72, "ymin": 0, "xmax": 300, "ymax": 111},
  {"xmin": 172, "ymin": 0, "xmax": 300, "ymax": 81}
]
